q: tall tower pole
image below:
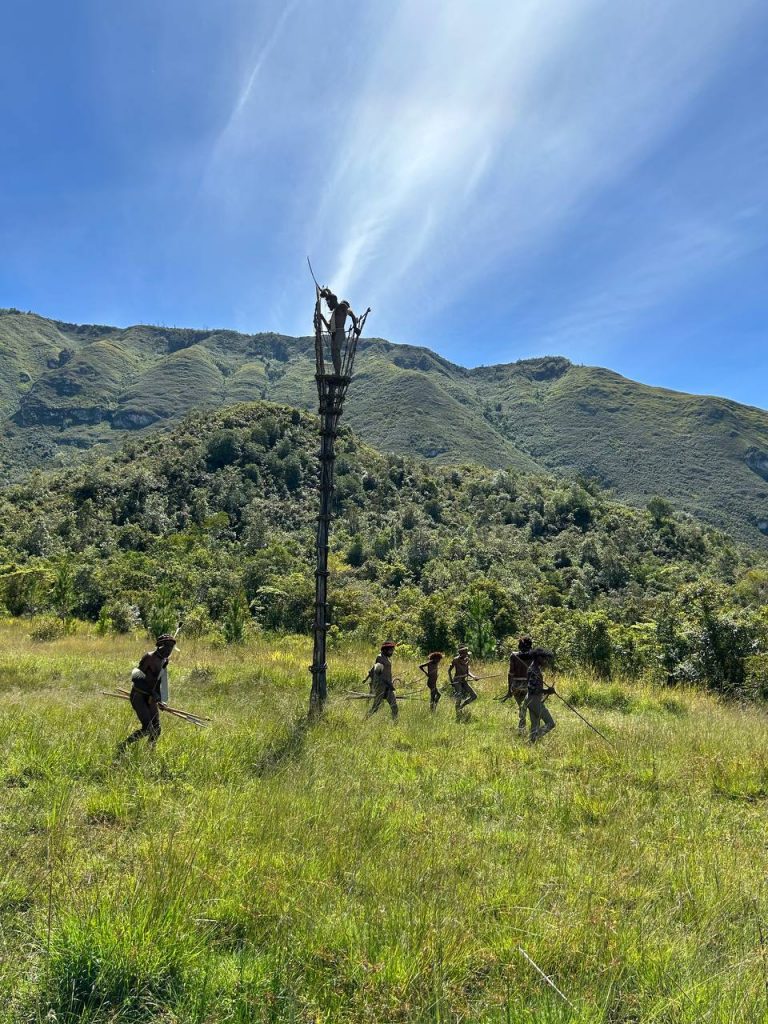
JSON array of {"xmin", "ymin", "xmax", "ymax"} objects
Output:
[{"xmin": 310, "ymin": 281, "xmax": 369, "ymax": 716}]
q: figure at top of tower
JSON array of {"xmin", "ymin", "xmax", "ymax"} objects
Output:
[{"xmin": 317, "ymin": 287, "xmax": 360, "ymax": 376}]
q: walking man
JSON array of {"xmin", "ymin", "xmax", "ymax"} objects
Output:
[
  {"xmin": 118, "ymin": 633, "xmax": 177, "ymax": 750},
  {"xmin": 365, "ymin": 640, "xmax": 399, "ymax": 719},
  {"xmin": 418, "ymin": 651, "xmax": 443, "ymax": 710},
  {"xmin": 505, "ymin": 635, "xmax": 535, "ymax": 734},
  {"xmin": 448, "ymin": 645, "xmax": 479, "ymax": 718},
  {"xmin": 526, "ymin": 647, "xmax": 556, "ymax": 743}
]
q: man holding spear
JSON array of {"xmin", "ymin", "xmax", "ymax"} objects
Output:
[
  {"xmin": 317, "ymin": 288, "xmax": 361, "ymax": 377},
  {"xmin": 526, "ymin": 647, "xmax": 557, "ymax": 743},
  {"xmin": 117, "ymin": 632, "xmax": 177, "ymax": 750}
]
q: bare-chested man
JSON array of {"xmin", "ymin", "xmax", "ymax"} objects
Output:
[
  {"xmin": 318, "ymin": 288, "xmax": 360, "ymax": 376},
  {"xmin": 448, "ymin": 645, "xmax": 478, "ymax": 719},
  {"xmin": 418, "ymin": 651, "xmax": 443, "ymax": 711},
  {"xmin": 504, "ymin": 635, "xmax": 535, "ymax": 734},
  {"xmin": 118, "ymin": 633, "xmax": 176, "ymax": 750}
]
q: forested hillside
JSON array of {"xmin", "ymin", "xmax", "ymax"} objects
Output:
[
  {"xmin": 1, "ymin": 403, "xmax": 765, "ymax": 691},
  {"xmin": 2, "ymin": 309, "xmax": 767, "ymax": 546}
]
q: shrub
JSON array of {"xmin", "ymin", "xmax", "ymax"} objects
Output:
[
  {"xmin": 691, "ymin": 601, "xmax": 757, "ymax": 696},
  {"xmin": 180, "ymin": 605, "xmax": 214, "ymax": 639},
  {"xmin": 206, "ymin": 430, "xmax": 241, "ymax": 470},
  {"xmin": 50, "ymin": 556, "xmax": 76, "ymax": 623},
  {"xmin": 418, "ymin": 595, "xmax": 453, "ymax": 654},
  {"xmin": 572, "ymin": 612, "xmax": 614, "ymax": 679},
  {"xmin": 223, "ymin": 588, "xmax": 251, "ymax": 644},
  {"xmin": 648, "ymin": 495, "xmax": 674, "ymax": 525},
  {"xmin": 144, "ymin": 584, "xmax": 179, "ymax": 639},
  {"xmin": 1, "ymin": 569, "xmax": 45, "ymax": 617},
  {"xmin": 97, "ymin": 601, "xmax": 142, "ymax": 634},
  {"xmin": 346, "ymin": 538, "xmax": 366, "ymax": 568},
  {"xmin": 30, "ymin": 616, "xmax": 66, "ymax": 643}
]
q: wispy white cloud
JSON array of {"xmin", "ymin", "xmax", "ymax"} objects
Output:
[
  {"xmin": 302, "ymin": 0, "xmax": 764, "ymax": 345},
  {"xmin": 535, "ymin": 208, "xmax": 766, "ymax": 359},
  {"xmin": 200, "ymin": 0, "xmax": 301, "ymax": 189}
]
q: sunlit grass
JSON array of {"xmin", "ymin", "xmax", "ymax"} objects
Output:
[{"xmin": 0, "ymin": 619, "xmax": 767, "ymax": 1022}]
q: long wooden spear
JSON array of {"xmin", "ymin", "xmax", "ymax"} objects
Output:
[{"xmin": 551, "ymin": 689, "xmax": 614, "ymax": 747}]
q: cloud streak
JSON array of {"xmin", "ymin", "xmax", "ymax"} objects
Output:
[
  {"xmin": 201, "ymin": 0, "xmax": 301, "ymax": 189},
  {"xmin": 303, "ymin": 0, "xmax": 765, "ymax": 347},
  {"xmin": 536, "ymin": 210, "xmax": 765, "ymax": 358}
]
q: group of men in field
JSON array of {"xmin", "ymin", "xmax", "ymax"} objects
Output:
[
  {"xmin": 362, "ymin": 636, "xmax": 557, "ymax": 742},
  {"xmin": 119, "ymin": 633, "xmax": 556, "ymax": 749}
]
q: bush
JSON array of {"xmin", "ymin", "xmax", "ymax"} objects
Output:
[
  {"xmin": 2, "ymin": 569, "xmax": 44, "ymax": 617},
  {"xmin": 223, "ymin": 588, "xmax": 251, "ymax": 644},
  {"xmin": 346, "ymin": 537, "xmax": 366, "ymax": 567},
  {"xmin": 648, "ymin": 495, "xmax": 674, "ymax": 525},
  {"xmin": 572, "ymin": 612, "xmax": 614, "ymax": 679},
  {"xmin": 29, "ymin": 616, "xmax": 67, "ymax": 642},
  {"xmin": 97, "ymin": 601, "xmax": 142, "ymax": 635},
  {"xmin": 144, "ymin": 584, "xmax": 179, "ymax": 639},
  {"xmin": 180, "ymin": 605, "xmax": 214, "ymax": 639},
  {"xmin": 692, "ymin": 601, "xmax": 758, "ymax": 696},
  {"xmin": 418, "ymin": 595, "xmax": 453, "ymax": 654},
  {"xmin": 460, "ymin": 592, "xmax": 496, "ymax": 659},
  {"xmin": 206, "ymin": 430, "xmax": 241, "ymax": 470}
]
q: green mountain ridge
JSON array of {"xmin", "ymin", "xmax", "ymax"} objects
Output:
[{"xmin": 2, "ymin": 309, "xmax": 767, "ymax": 546}]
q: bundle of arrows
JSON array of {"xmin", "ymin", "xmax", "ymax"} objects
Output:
[
  {"xmin": 101, "ymin": 688, "xmax": 211, "ymax": 727},
  {"xmin": 344, "ymin": 690, "xmax": 424, "ymax": 701}
]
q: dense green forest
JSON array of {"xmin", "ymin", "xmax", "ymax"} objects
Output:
[
  {"xmin": 3, "ymin": 309, "xmax": 768, "ymax": 546},
  {"xmin": 1, "ymin": 402, "xmax": 765, "ymax": 693}
]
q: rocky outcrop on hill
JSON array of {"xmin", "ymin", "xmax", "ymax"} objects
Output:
[{"xmin": 746, "ymin": 447, "xmax": 768, "ymax": 482}]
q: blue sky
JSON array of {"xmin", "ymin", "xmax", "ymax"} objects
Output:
[{"xmin": 1, "ymin": 0, "xmax": 767, "ymax": 409}]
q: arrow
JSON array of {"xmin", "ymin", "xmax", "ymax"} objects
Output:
[
  {"xmin": 344, "ymin": 691, "xmax": 424, "ymax": 701},
  {"xmin": 103, "ymin": 690, "xmax": 210, "ymax": 727},
  {"xmin": 518, "ymin": 947, "xmax": 577, "ymax": 1010}
]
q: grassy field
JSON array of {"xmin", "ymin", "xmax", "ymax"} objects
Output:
[{"xmin": 1, "ymin": 622, "xmax": 768, "ymax": 1022}]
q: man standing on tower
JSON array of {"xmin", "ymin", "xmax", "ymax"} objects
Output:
[{"xmin": 318, "ymin": 288, "xmax": 361, "ymax": 376}]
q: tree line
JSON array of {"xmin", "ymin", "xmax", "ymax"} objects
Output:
[{"xmin": 0, "ymin": 403, "xmax": 765, "ymax": 697}]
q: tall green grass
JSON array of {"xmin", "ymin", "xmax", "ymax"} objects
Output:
[{"xmin": 0, "ymin": 620, "xmax": 767, "ymax": 1022}]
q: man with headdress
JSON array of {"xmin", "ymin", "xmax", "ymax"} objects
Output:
[
  {"xmin": 504, "ymin": 635, "xmax": 535, "ymax": 733},
  {"xmin": 527, "ymin": 647, "xmax": 556, "ymax": 742},
  {"xmin": 118, "ymin": 633, "xmax": 177, "ymax": 750},
  {"xmin": 365, "ymin": 640, "xmax": 399, "ymax": 719},
  {"xmin": 448, "ymin": 645, "xmax": 479, "ymax": 718},
  {"xmin": 318, "ymin": 288, "xmax": 360, "ymax": 376},
  {"xmin": 418, "ymin": 651, "xmax": 443, "ymax": 711}
]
